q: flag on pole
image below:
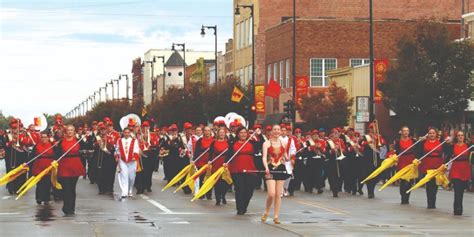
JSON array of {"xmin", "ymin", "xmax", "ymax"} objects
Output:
[
  {"xmin": 231, "ymin": 86, "xmax": 244, "ymax": 103},
  {"xmin": 265, "ymin": 79, "xmax": 281, "ymax": 98}
]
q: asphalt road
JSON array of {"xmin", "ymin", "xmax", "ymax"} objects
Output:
[{"xmin": 0, "ymin": 160, "xmax": 473, "ymax": 237}]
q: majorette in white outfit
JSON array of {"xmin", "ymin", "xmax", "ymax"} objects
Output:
[{"xmin": 115, "ymin": 136, "xmax": 140, "ymax": 198}]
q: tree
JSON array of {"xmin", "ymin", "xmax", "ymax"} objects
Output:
[
  {"xmin": 148, "ymin": 79, "xmax": 249, "ymax": 127},
  {"xmin": 299, "ymin": 81, "xmax": 353, "ymax": 129},
  {"xmin": 379, "ymin": 21, "xmax": 474, "ymax": 130}
]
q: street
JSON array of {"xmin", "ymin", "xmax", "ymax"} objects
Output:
[{"xmin": 0, "ymin": 161, "xmax": 472, "ymax": 237}]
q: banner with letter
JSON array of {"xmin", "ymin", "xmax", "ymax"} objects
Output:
[
  {"xmin": 254, "ymin": 84, "xmax": 265, "ymax": 114},
  {"xmin": 374, "ymin": 59, "xmax": 388, "ymax": 103}
]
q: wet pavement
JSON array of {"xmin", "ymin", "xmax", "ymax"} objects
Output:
[{"xmin": 0, "ymin": 160, "xmax": 473, "ymax": 237}]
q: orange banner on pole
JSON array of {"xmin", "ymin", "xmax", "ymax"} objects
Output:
[
  {"xmin": 295, "ymin": 76, "xmax": 309, "ymax": 107},
  {"xmin": 374, "ymin": 59, "xmax": 388, "ymax": 103},
  {"xmin": 254, "ymin": 84, "xmax": 265, "ymax": 114}
]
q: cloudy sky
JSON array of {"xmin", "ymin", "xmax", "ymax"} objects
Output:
[{"xmin": 0, "ymin": 0, "xmax": 232, "ymax": 122}]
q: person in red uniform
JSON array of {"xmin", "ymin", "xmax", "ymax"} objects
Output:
[
  {"xmin": 394, "ymin": 126, "xmax": 420, "ymax": 204},
  {"xmin": 209, "ymin": 127, "xmax": 230, "ymax": 205},
  {"xmin": 192, "ymin": 126, "xmax": 214, "ymax": 199},
  {"xmin": 261, "ymin": 124, "xmax": 290, "ymax": 224},
  {"xmin": 227, "ymin": 127, "xmax": 256, "ymax": 215},
  {"xmin": 135, "ymin": 121, "xmax": 159, "ymax": 194},
  {"xmin": 32, "ymin": 132, "xmax": 56, "ymax": 205},
  {"xmin": 326, "ymin": 128, "xmax": 347, "ymax": 197},
  {"xmin": 448, "ymin": 131, "xmax": 472, "ymax": 215},
  {"xmin": 418, "ymin": 127, "xmax": 447, "ymax": 209},
  {"xmin": 56, "ymin": 125, "xmax": 86, "ymax": 216},
  {"xmin": 94, "ymin": 123, "xmax": 116, "ymax": 195},
  {"xmin": 4, "ymin": 118, "xmax": 33, "ymax": 194}
]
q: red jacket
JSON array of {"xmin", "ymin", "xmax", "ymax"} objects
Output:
[
  {"xmin": 449, "ymin": 143, "xmax": 472, "ymax": 181},
  {"xmin": 32, "ymin": 142, "xmax": 55, "ymax": 175},
  {"xmin": 58, "ymin": 138, "xmax": 85, "ymax": 177}
]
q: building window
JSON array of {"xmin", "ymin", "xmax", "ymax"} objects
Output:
[
  {"xmin": 285, "ymin": 59, "xmax": 290, "ymax": 88},
  {"xmin": 242, "ymin": 20, "xmax": 247, "ymax": 47},
  {"xmin": 350, "ymin": 58, "xmax": 370, "ymax": 67},
  {"xmin": 310, "ymin": 58, "xmax": 337, "ymax": 87},
  {"xmin": 267, "ymin": 64, "xmax": 271, "ymax": 81},
  {"xmin": 279, "ymin": 61, "xmax": 284, "ymax": 88},
  {"xmin": 248, "ymin": 17, "xmax": 253, "ymax": 46},
  {"xmin": 273, "ymin": 62, "xmax": 278, "ymax": 84}
]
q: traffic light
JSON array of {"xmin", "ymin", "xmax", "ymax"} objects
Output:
[
  {"xmin": 283, "ymin": 100, "xmax": 293, "ymax": 120},
  {"xmin": 243, "ymin": 104, "xmax": 250, "ymax": 119}
]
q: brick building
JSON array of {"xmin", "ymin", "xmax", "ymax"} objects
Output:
[{"xmin": 233, "ymin": 0, "xmax": 471, "ymax": 92}]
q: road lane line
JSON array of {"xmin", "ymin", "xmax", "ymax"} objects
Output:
[
  {"xmin": 139, "ymin": 194, "xmax": 174, "ymax": 214},
  {"xmin": 296, "ymin": 200, "xmax": 350, "ymax": 216},
  {"xmin": 0, "ymin": 212, "xmax": 20, "ymax": 215},
  {"xmin": 2, "ymin": 196, "xmax": 12, "ymax": 200}
]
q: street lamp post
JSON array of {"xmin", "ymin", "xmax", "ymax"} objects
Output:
[
  {"xmin": 369, "ymin": 0, "xmax": 375, "ymax": 122},
  {"xmin": 201, "ymin": 25, "xmax": 218, "ymax": 85},
  {"xmin": 120, "ymin": 74, "xmax": 129, "ymax": 101},
  {"xmin": 235, "ymin": 4, "xmax": 255, "ymax": 125},
  {"xmin": 109, "ymin": 80, "xmax": 115, "ymax": 100},
  {"xmin": 172, "ymin": 43, "xmax": 186, "ymax": 89}
]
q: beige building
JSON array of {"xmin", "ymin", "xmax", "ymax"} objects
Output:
[{"xmin": 233, "ymin": 0, "xmax": 255, "ymax": 88}]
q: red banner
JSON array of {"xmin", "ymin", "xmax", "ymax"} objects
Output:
[
  {"xmin": 374, "ymin": 59, "xmax": 388, "ymax": 103},
  {"xmin": 254, "ymin": 84, "xmax": 265, "ymax": 114},
  {"xmin": 265, "ymin": 79, "xmax": 281, "ymax": 98},
  {"xmin": 295, "ymin": 76, "xmax": 309, "ymax": 107}
]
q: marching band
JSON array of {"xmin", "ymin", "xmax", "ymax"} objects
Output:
[{"xmin": 0, "ymin": 113, "xmax": 472, "ymax": 220}]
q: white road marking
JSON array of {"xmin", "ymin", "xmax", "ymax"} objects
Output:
[
  {"xmin": 140, "ymin": 194, "xmax": 173, "ymax": 214},
  {"xmin": 2, "ymin": 196, "xmax": 12, "ymax": 200},
  {"xmin": 169, "ymin": 221, "xmax": 190, "ymax": 224},
  {"xmin": 0, "ymin": 212, "xmax": 20, "ymax": 215}
]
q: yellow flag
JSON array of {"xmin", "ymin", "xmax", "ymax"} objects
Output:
[{"xmin": 231, "ymin": 86, "xmax": 244, "ymax": 103}]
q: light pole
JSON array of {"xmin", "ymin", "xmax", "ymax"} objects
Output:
[
  {"xmin": 292, "ymin": 0, "xmax": 296, "ymax": 125},
  {"xmin": 235, "ymin": 4, "xmax": 255, "ymax": 125},
  {"xmin": 119, "ymin": 74, "xmax": 129, "ymax": 101},
  {"xmin": 144, "ymin": 59, "xmax": 155, "ymax": 101},
  {"xmin": 201, "ymin": 25, "xmax": 218, "ymax": 85},
  {"xmin": 172, "ymin": 43, "xmax": 186, "ymax": 89},
  {"xmin": 154, "ymin": 56, "xmax": 166, "ymax": 97},
  {"xmin": 113, "ymin": 77, "xmax": 120, "ymax": 99},
  {"xmin": 369, "ymin": 0, "xmax": 375, "ymax": 122},
  {"xmin": 109, "ymin": 80, "xmax": 115, "ymax": 100}
]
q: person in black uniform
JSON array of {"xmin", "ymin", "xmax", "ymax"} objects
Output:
[{"xmin": 95, "ymin": 124, "xmax": 116, "ymax": 195}]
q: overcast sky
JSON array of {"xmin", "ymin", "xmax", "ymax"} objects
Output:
[{"xmin": 0, "ymin": 0, "xmax": 232, "ymax": 122}]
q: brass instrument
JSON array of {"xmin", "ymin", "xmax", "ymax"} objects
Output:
[
  {"xmin": 373, "ymin": 120, "xmax": 382, "ymax": 147},
  {"xmin": 345, "ymin": 135, "xmax": 363, "ymax": 157}
]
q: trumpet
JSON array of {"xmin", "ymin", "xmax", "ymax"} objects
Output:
[{"xmin": 373, "ymin": 120, "xmax": 382, "ymax": 147}]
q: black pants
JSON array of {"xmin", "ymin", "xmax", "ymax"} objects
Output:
[
  {"xmin": 214, "ymin": 179, "xmax": 229, "ymax": 202},
  {"xmin": 135, "ymin": 155, "xmax": 154, "ymax": 193},
  {"xmin": 87, "ymin": 154, "xmax": 97, "ymax": 183},
  {"xmin": 327, "ymin": 160, "xmax": 343, "ymax": 194},
  {"xmin": 452, "ymin": 179, "xmax": 467, "ymax": 215},
  {"xmin": 305, "ymin": 158, "xmax": 324, "ymax": 192},
  {"xmin": 198, "ymin": 173, "xmax": 212, "ymax": 199},
  {"xmin": 289, "ymin": 159, "xmax": 304, "ymax": 194},
  {"xmin": 5, "ymin": 151, "xmax": 27, "ymax": 194},
  {"xmin": 232, "ymin": 173, "xmax": 255, "ymax": 214},
  {"xmin": 426, "ymin": 179, "xmax": 438, "ymax": 208},
  {"xmin": 97, "ymin": 156, "xmax": 116, "ymax": 193},
  {"xmin": 60, "ymin": 177, "xmax": 79, "ymax": 215},
  {"xmin": 35, "ymin": 175, "xmax": 51, "ymax": 202},
  {"xmin": 400, "ymin": 179, "xmax": 415, "ymax": 204},
  {"xmin": 344, "ymin": 157, "xmax": 358, "ymax": 194}
]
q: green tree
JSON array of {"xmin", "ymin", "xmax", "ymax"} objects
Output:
[
  {"xmin": 299, "ymin": 81, "xmax": 353, "ymax": 129},
  {"xmin": 379, "ymin": 21, "xmax": 474, "ymax": 130}
]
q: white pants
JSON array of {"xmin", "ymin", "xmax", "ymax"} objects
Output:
[{"xmin": 117, "ymin": 159, "xmax": 136, "ymax": 197}]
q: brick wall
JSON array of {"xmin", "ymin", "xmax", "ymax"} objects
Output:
[{"xmin": 254, "ymin": 0, "xmax": 471, "ymax": 85}]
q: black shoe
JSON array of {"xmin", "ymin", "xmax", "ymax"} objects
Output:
[
  {"xmin": 317, "ymin": 189, "xmax": 323, "ymax": 194},
  {"xmin": 236, "ymin": 211, "xmax": 244, "ymax": 215},
  {"xmin": 427, "ymin": 205, "xmax": 436, "ymax": 209},
  {"xmin": 8, "ymin": 189, "xmax": 14, "ymax": 195},
  {"xmin": 368, "ymin": 194, "xmax": 375, "ymax": 199},
  {"xmin": 289, "ymin": 192, "xmax": 294, "ymax": 196},
  {"xmin": 121, "ymin": 196, "xmax": 127, "ymax": 199},
  {"xmin": 136, "ymin": 191, "xmax": 144, "ymax": 195},
  {"xmin": 43, "ymin": 201, "xmax": 49, "ymax": 205},
  {"xmin": 215, "ymin": 201, "xmax": 221, "ymax": 206},
  {"xmin": 98, "ymin": 191, "xmax": 106, "ymax": 195},
  {"xmin": 64, "ymin": 212, "xmax": 75, "ymax": 217},
  {"xmin": 401, "ymin": 200, "xmax": 409, "ymax": 205},
  {"xmin": 454, "ymin": 210, "xmax": 462, "ymax": 216},
  {"xmin": 358, "ymin": 190, "xmax": 364, "ymax": 195},
  {"xmin": 36, "ymin": 200, "xmax": 42, "ymax": 205},
  {"xmin": 333, "ymin": 192, "xmax": 338, "ymax": 198},
  {"xmin": 222, "ymin": 197, "xmax": 227, "ymax": 205},
  {"xmin": 146, "ymin": 188, "xmax": 152, "ymax": 192}
]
